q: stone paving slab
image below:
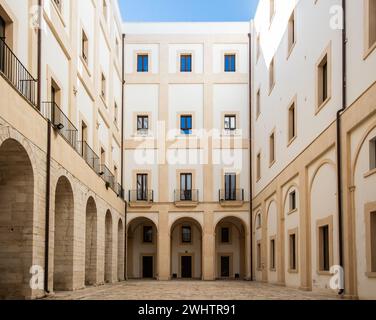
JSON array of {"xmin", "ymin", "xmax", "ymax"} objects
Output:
[{"xmin": 43, "ymin": 281, "xmax": 342, "ymax": 300}]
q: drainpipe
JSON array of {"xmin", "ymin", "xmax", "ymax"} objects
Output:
[
  {"xmin": 36, "ymin": 0, "xmax": 50, "ymax": 294},
  {"xmin": 336, "ymin": 0, "xmax": 347, "ymax": 296},
  {"xmin": 248, "ymin": 33, "xmax": 253, "ymax": 281},
  {"xmin": 121, "ymin": 33, "xmax": 127, "ymax": 281}
]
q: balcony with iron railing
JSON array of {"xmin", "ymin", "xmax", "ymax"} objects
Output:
[
  {"xmin": 77, "ymin": 140, "xmax": 101, "ymax": 173},
  {"xmin": 99, "ymin": 164, "xmax": 115, "ymax": 190},
  {"xmin": 219, "ymin": 189, "xmax": 245, "ymax": 207},
  {"xmin": 128, "ymin": 190, "xmax": 154, "ymax": 208},
  {"xmin": 174, "ymin": 189, "xmax": 199, "ymax": 207},
  {"xmin": 42, "ymin": 102, "xmax": 78, "ymax": 150},
  {"xmin": 0, "ymin": 37, "xmax": 37, "ymax": 107}
]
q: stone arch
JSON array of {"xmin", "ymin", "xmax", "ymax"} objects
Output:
[
  {"xmin": 214, "ymin": 216, "xmax": 246, "ymax": 279},
  {"xmin": 104, "ymin": 210, "xmax": 113, "ymax": 283},
  {"xmin": 127, "ymin": 217, "xmax": 158, "ymax": 279},
  {"xmin": 0, "ymin": 138, "xmax": 34, "ymax": 299},
  {"xmin": 85, "ymin": 196, "xmax": 97, "ymax": 286},
  {"xmin": 170, "ymin": 217, "xmax": 203, "ymax": 279},
  {"xmin": 53, "ymin": 176, "xmax": 74, "ymax": 291},
  {"xmin": 117, "ymin": 218, "xmax": 124, "ymax": 281}
]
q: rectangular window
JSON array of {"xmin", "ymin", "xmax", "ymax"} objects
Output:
[
  {"xmin": 225, "ymin": 173, "xmax": 236, "ymax": 201},
  {"xmin": 101, "ymin": 73, "xmax": 106, "ymax": 100},
  {"xmin": 368, "ymin": 0, "xmax": 376, "ymax": 49},
  {"xmin": 81, "ymin": 121, "xmax": 87, "ymax": 145},
  {"xmin": 102, "ymin": 0, "xmax": 107, "ymax": 21},
  {"xmin": 180, "ymin": 54, "xmax": 192, "ymax": 72},
  {"xmin": 0, "ymin": 16, "xmax": 5, "ymax": 39},
  {"xmin": 289, "ymin": 233, "xmax": 297, "ymax": 271},
  {"xmin": 288, "ymin": 11, "xmax": 296, "ymax": 53},
  {"xmin": 137, "ymin": 54, "xmax": 149, "ymax": 72},
  {"xmin": 269, "ymin": 57, "xmax": 275, "ymax": 92},
  {"xmin": 257, "ymin": 242, "xmax": 262, "ymax": 270},
  {"xmin": 224, "ymin": 54, "xmax": 236, "ymax": 72},
  {"xmin": 256, "ymin": 88, "xmax": 261, "ymax": 117},
  {"xmin": 143, "ymin": 226, "xmax": 153, "ymax": 243},
  {"xmin": 370, "ymin": 137, "xmax": 376, "ymax": 170},
  {"xmin": 269, "ymin": 132, "xmax": 275, "ymax": 165},
  {"xmin": 137, "ymin": 174, "xmax": 148, "ymax": 201},
  {"xmin": 221, "ymin": 227, "xmax": 230, "ymax": 243},
  {"xmin": 270, "ymin": 239, "xmax": 276, "ymax": 270},
  {"xmin": 180, "ymin": 173, "xmax": 192, "ymax": 201},
  {"xmin": 113, "ymin": 165, "xmax": 118, "ymax": 184},
  {"xmin": 288, "ymin": 102, "xmax": 296, "ymax": 142},
  {"xmin": 371, "ymin": 211, "xmax": 376, "ymax": 272},
  {"xmin": 182, "ymin": 226, "xmax": 192, "ymax": 243},
  {"xmin": 180, "ymin": 115, "xmax": 192, "ymax": 135},
  {"xmin": 224, "ymin": 115, "xmax": 236, "ymax": 131},
  {"xmin": 318, "ymin": 53, "xmax": 329, "ymax": 107},
  {"xmin": 82, "ymin": 30, "xmax": 89, "ymax": 63},
  {"xmin": 137, "ymin": 115, "xmax": 149, "ymax": 132},
  {"xmin": 256, "ymin": 153, "xmax": 261, "ymax": 181},
  {"xmin": 289, "ymin": 191, "xmax": 297, "ymax": 212},
  {"xmin": 319, "ymin": 225, "xmax": 330, "ymax": 271}
]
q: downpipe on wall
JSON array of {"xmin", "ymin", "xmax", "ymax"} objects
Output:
[
  {"xmin": 248, "ymin": 33, "xmax": 253, "ymax": 281},
  {"xmin": 336, "ymin": 0, "xmax": 347, "ymax": 296}
]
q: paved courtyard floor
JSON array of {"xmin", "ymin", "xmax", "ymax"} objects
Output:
[{"xmin": 44, "ymin": 280, "xmax": 342, "ymax": 300}]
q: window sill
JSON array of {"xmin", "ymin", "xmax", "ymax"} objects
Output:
[
  {"xmin": 268, "ymin": 82, "xmax": 276, "ymax": 96},
  {"xmin": 287, "ymin": 42, "xmax": 296, "ymax": 61},
  {"xmin": 287, "ymin": 136, "xmax": 297, "ymax": 147},
  {"xmin": 269, "ymin": 160, "xmax": 276, "ymax": 168},
  {"xmin": 219, "ymin": 200, "xmax": 244, "ymax": 208},
  {"xmin": 80, "ymin": 56, "xmax": 91, "ymax": 77},
  {"xmin": 316, "ymin": 270, "xmax": 331, "ymax": 276},
  {"xmin": 288, "ymin": 269, "xmax": 299, "ymax": 274},
  {"xmin": 287, "ymin": 208, "xmax": 298, "ymax": 216},
  {"xmin": 221, "ymin": 130, "xmax": 241, "ymax": 137},
  {"xmin": 315, "ymin": 96, "xmax": 332, "ymax": 115},
  {"xmin": 174, "ymin": 201, "xmax": 199, "ymax": 208},
  {"xmin": 269, "ymin": 268, "xmax": 276, "ymax": 272},
  {"xmin": 128, "ymin": 201, "xmax": 153, "ymax": 209},
  {"xmin": 365, "ymin": 272, "xmax": 376, "ymax": 278},
  {"xmin": 51, "ymin": 0, "xmax": 66, "ymax": 28},
  {"xmin": 364, "ymin": 168, "xmax": 376, "ymax": 178},
  {"xmin": 363, "ymin": 42, "xmax": 376, "ymax": 60}
]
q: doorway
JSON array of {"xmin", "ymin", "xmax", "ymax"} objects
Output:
[
  {"xmin": 181, "ymin": 256, "xmax": 192, "ymax": 278},
  {"xmin": 221, "ymin": 256, "xmax": 230, "ymax": 278},
  {"xmin": 142, "ymin": 256, "xmax": 153, "ymax": 279}
]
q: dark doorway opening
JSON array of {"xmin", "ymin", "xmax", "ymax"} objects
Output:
[
  {"xmin": 221, "ymin": 256, "xmax": 230, "ymax": 278},
  {"xmin": 142, "ymin": 256, "xmax": 153, "ymax": 279},
  {"xmin": 181, "ymin": 256, "xmax": 192, "ymax": 278}
]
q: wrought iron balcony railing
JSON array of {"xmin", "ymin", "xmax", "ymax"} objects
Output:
[
  {"xmin": 99, "ymin": 164, "xmax": 115, "ymax": 190},
  {"xmin": 77, "ymin": 141, "xmax": 101, "ymax": 173},
  {"xmin": 115, "ymin": 183, "xmax": 124, "ymax": 198},
  {"xmin": 174, "ymin": 189, "xmax": 199, "ymax": 203},
  {"xmin": 42, "ymin": 102, "xmax": 78, "ymax": 150},
  {"xmin": 128, "ymin": 190, "xmax": 154, "ymax": 203},
  {"xmin": 219, "ymin": 189, "xmax": 244, "ymax": 202},
  {"xmin": 0, "ymin": 37, "xmax": 37, "ymax": 107}
]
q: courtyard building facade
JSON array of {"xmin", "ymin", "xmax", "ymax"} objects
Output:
[{"xmin": 0, "ymin": 0, "xmax": 375, "ymax": 300}]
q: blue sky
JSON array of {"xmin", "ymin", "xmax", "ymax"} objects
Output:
[{"xmin": 119, "ymin": 0, "xmax": 259, "ymax": 22}]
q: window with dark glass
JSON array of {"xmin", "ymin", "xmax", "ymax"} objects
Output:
[
  {"xmin": 180, "ymin": 54, "xmax": 192, "ymax": 72},
  {"xmin": 224, "ymin": 115, "xmax": 236, "ymax": 131},
  {"xmin": 137, "ymin": 115, "xmax": 149, "ymax": 132},
  {"xmin": 137, "ymin": 54, "xmax": 149, "ymax": 72},
  {"xmin": 221, "ymin": 227, "xmax": 230, "ymax": 243},
  {"xmin": 225, "ymin": 173, "xmax": 236, "ymax": 201},
  {"xmin": 137, "ymin": 174, "xmax": 148, "ymax": 201},
  {"xmin": 289, "ymin": 233, "xmax": 297, "ymax": 270},
  {"xmin": 82, "ymin": 30, "xmax": 89, "ymax": 63},
  {"xmin": 180, "ymin": 173, "xmax": 192, "ymax": 201},
  {"xmin": 371, "ymin": 211, "xmax": 376, "ymax": 272},
  {"xmin": 289, "ymin": 190, "xmax": 297, "ymax": 212},
  {"xmin": 270, "ymin": 239, "xmax": 276, "ymax": 269},
  {"xmin": 319, "ymin": 225, "xmax": 330, "ymax": 271},
  {"xmin": 180, "ymin": 115, "xmax": 192, "ymax": 135},
  {"xmin": 0, "ymin": 16, "xmax": 5, "ymax": 73},
  {"xmin": 143, "ymin": 226, "xmax": 153, "ymax": 243},
  {"xmin": 224, "ymin": 54, "xmax": 236, "ymax": 72},
  {"xmin": 182, "ymin": 226, "xmax": 192, "ymax": 243},
  {"xmin": 0, "ymin": 16, "xmax": 5, "ymax": 39},
  {"xmin": 370, "ymin": 137, "xmax": 376, "ymax": 170}
]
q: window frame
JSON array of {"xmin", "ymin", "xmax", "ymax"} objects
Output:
[
  {"xmin": 181, "ymin": 226, "xmax": 192, "ymax": 244},
  {"xmin": 288, "ymin": 229, "xmax": 298, "ymax": 273},
  {"xmin": 143, "ymin": 226, "xmax": 153, "ymax": 244},
  {"xmin": 180, "ymin": 115, "xmax": 193, "ymax": 135},
  {"xmin": 137, "ymin": 54, "xmax": 149, "ymax": 73},
  {"xmin": 316, "ymin": 44, "xmax": 332, "ymax": 114},
  {"xmin": 224, "ymin": 54, "xmax": 236, "ymax": 72},
  {"xmin": 137, "ymin": 115, "xmax": 149, "ymax": 132},
  {"xmin": 180, "ymin": 54, "xmax": 192, "ymax": 73},
  {"xmin": 224, "ymin": 114, "xmax": 237, "ymax": 131}
]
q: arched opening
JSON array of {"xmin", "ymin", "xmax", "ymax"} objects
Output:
[
  {"xmin": 117, "ymin": 219, "xmax": 124, "ymax": 281},
  {"xmin": 215, "ymin": 217, "xmax": 246, "ymax": 280},
  {"xmin": 0, "ymin": 139, "xmax": 34, "ymax": 299},
  {"xmin": 170, "ymin": 218, "xmax": 202, "ymax": 280},
  {"xmin": 54, "ymin": 176, "xmax": 74, "ymax": 291},
  {"xmin": 127, "ymin": 217, "xmax": 157, "ymax": 279},
  {"xmin": 85, "ymin": 197, "xmax": 97, "ymax": 286},
  {"xmin": 104, "ymin": 210, "xmax": 113, "ymax": 283}
]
